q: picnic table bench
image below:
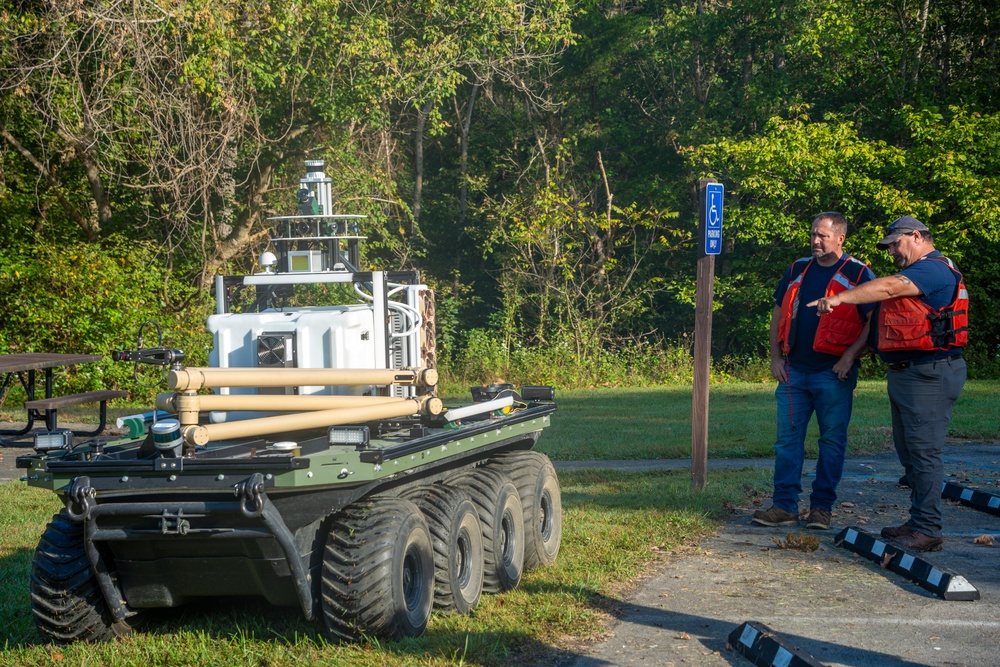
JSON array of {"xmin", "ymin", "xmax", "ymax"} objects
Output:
[
  {"xmin": 25, "ymin": 389, "xmax": 128, "ymax": 435},
  {"xmin": 0, "ymin": 353, "xmax": 125, "ymax": 442}
]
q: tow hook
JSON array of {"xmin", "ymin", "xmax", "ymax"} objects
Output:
[
  {"xmin": 236, "ymin": 472, "xmax": 266, "ymax": 518},
  {"xmin": 65, "ymin": 476, "xmax": 95, "ymax": 521}
]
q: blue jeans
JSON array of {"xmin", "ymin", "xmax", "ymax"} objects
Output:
[{"xmin": 772, "ymin": 365, "xmax": 858, "ymax": 514}]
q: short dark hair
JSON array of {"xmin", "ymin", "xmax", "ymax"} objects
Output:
[{"xmin": 813, "ymin": 212, "xmax": 848, "ymax": 236}]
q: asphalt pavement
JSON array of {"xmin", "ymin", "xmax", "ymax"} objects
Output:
[{"xmin": 554, "ymin": 443, "xmax": 1000, "ymax": 667}]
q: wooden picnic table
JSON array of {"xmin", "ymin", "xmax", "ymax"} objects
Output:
[{"xmin": 0, "ymin": 353, "xmax": 103, "ymax": 437}]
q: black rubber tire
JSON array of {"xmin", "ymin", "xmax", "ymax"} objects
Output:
[
  {"xmin": 491, "ymin": 451, "xmax": 563, "ymax": 568},
  {"xmin": 450, "ymin": 467, "xmax": 524, "ymax": 594},
  {"xmin": 30, "ymin": 511, "xmax": 142, "ymax": 644},
  {"xmin": 404, "ymin": 485, "xmax": 484, "ymax": 615},
  {"xmin": 321, "ymin": 496, "xmax": 434, "ymax": 641}
]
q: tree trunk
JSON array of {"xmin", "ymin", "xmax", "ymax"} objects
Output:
[
  {"xmin": 412, "ymin": 100, "xmax": 434, "ymax": 232},
  {"xmin": 1, "ymin": 127, "xmax": 101, "ymax": 242},
  {"xmin": 450, "ymin": 83, "xmax": 480, "ymax": 294},
  {"xmin": 197, "ymin": 160, "xmax": 276, "ymax": 290},
  {"xmin": 458, "ymin": 83, "xmax": 480, "ymax": 230},
  {"xmin": 912, "ymin": 0, "xmax": 931, "ymax": 87}
]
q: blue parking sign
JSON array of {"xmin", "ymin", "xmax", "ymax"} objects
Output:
[{"xmin": 704, "ymin": 183, "xmax": 724, "ymax": 255}]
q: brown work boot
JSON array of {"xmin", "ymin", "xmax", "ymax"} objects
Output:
[
  {"xmin": 751, "ymin": 506, "xmax": 799, "ymax": 527},
  {"xmin": 880, "ymin": 524, "xmax": 913, "ymax": 539},
  {"xmin": 805, "ymin": 508, "xmax": 831, "ymax": 530},
  {"xmin": 892, "ymin": 530, "xmax": 943, "ymax": 553}
]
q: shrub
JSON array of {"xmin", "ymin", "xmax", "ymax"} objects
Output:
[{"xmin": 0, "ymin": 237, "xmax": 212, "ymax": 403}]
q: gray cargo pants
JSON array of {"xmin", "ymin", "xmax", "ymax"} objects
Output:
[{"xmin": 886, "ymin": 355, "xmax": 966, "ymax": 538}]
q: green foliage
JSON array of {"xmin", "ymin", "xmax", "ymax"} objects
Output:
[
  {"xmin": 4, "ymin": 0, "xmax": 1000, "ymax": 380},
  {"xmin": 439, "ymin": 331, "xmax": 761, "ymax": 392},
  {"xmin": 0, "ymin": 0, "xmax": 574, "ymax": 289},
  {"xmin": 0, "ymin": 238, "xmax": 211, "ymax": 401},
  {"xmin": 902, "ymin": 106, "xmax": 1000, "ymax": 244},
  {"xmin": 480, "ymin": 143, "xmax": 679, "ymax": 364}
]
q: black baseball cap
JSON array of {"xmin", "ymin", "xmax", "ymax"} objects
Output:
[{"xmin": 876, "ymin": 216, "xmax": 930, "ymax": 250}]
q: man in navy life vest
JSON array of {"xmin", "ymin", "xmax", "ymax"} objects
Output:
[
  {"xmin": 809, "ymin": 216, "xmax": 967, "ymax": 552},
  {"xmin": 752, "ymin": 212, "xmax": 876, "ymax": 532}
]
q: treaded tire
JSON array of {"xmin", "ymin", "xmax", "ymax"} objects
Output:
[
  {"xmin": 321, "ymin": 496, "xmax": 434, "ymax": 641},
  {"xmin": 30, "ymin": 511, "xmax": 141, "ymax": 644},
  {"xmin": 404, "ymin": 485, "xmax": 484, "ymax": 614},
  {"xmin": 450, "ymin": 467, "xmax": 524, "ymax": 594},
  {"xmin": 491, "ymin": 451, "xmax": 562, "ymax": 568}
]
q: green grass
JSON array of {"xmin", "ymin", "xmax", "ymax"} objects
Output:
[
  {"xmin": 535, "ymin": 380, "xmax": 1000, "ymax": 461},
  {"xmin": 2, "ymin": 381, "xmax": 996, "ymax": 665},
  {"xmin": 0, "ymin": 467, "xmax": 770, "ymax": 666},
  {"xmin": 4, "ymin": 380, "xmax": 997, "ymax": 460}
]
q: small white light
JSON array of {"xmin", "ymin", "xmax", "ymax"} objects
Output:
[{"xmin": 259, "ymin": 251, "xmax": 277, "ymax": 273}]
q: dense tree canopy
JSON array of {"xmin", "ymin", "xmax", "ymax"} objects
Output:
[{"xmin": 3, "ymin": 0, "xmax": 1000, "ymax": 386}]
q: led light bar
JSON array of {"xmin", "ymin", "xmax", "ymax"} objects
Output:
[
  {"xmin": 33, "ymin": 429, "xmax": 73, "ymax": 453},
  {"xmin": 329, "ymin": 425, "xmax": 370, "ymax": 448}
]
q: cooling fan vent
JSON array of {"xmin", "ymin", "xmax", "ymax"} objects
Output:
[{"xmin": 257, "ymin": 333, "xmax": 295, "ymax": 368}]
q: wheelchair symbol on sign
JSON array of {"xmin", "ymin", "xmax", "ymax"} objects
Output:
[{"xmin": 708, "ymin": 201, "xmax": 721, "ymax": 227}]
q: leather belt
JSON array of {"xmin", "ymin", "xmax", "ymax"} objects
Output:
[{"xmin": 887, "ymin": 356, "xmax": 961, "ymax": 371}]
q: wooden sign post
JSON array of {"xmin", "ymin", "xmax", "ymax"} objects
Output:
[{"xmin": 691, "ymin": 178, "xmax": 723, "ymax": 489}]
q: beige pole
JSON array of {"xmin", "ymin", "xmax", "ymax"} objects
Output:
[
  {"xmin": 156, "ymin": 392, "xmax": 408, "ymax": 413},
  {"xmin": 169, "ymin": 367, "xmax": 438, "ymax": 391},
  {"xmin": 180, "ymin": 396, "xmax": 443, "ymax": 446}
]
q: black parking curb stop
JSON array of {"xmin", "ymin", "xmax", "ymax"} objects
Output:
[
  {"xmin": 834, "ymin": 526, "xmax": 980, "ymax": 601},
  {"xmin": 942, "ymin": 481, "xmax": 1000, "ymax": 517},
  {"xmin": 728, "ymin": 621, "xmax": 826, "ymax": 667}
]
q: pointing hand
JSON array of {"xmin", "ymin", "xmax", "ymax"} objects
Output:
[{"xmin": 807, "ymin": 296, "xmax": 839, "ymax": 314}]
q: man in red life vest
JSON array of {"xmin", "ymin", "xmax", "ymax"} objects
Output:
[
  {"xmin": 752, "ymin": 213, "xmax": 875, "ymax": 531},
  {"xmin": 809, "ymin": 216, "xmax": 967, "ymax": 552}
]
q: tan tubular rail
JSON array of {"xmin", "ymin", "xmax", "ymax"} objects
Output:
[
  {"xmin": 156, "ymin": 392, "xmax": 409, "ymax": 413},
  {"xmin": 180, "ymin": 395, "xmax": 444, "ymax": 447},
  {"xmin": 168, "ymin": 367, "xmax": 438, "ymax": 392}
]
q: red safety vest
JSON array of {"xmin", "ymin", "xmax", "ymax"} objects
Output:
[
  {"xmin": 877, "ymin": 256, "xmax": 969, "ymax": 352},
  {"xmin": 778, "ymin": 255, "xmax": 870, "ymax": 357}
]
